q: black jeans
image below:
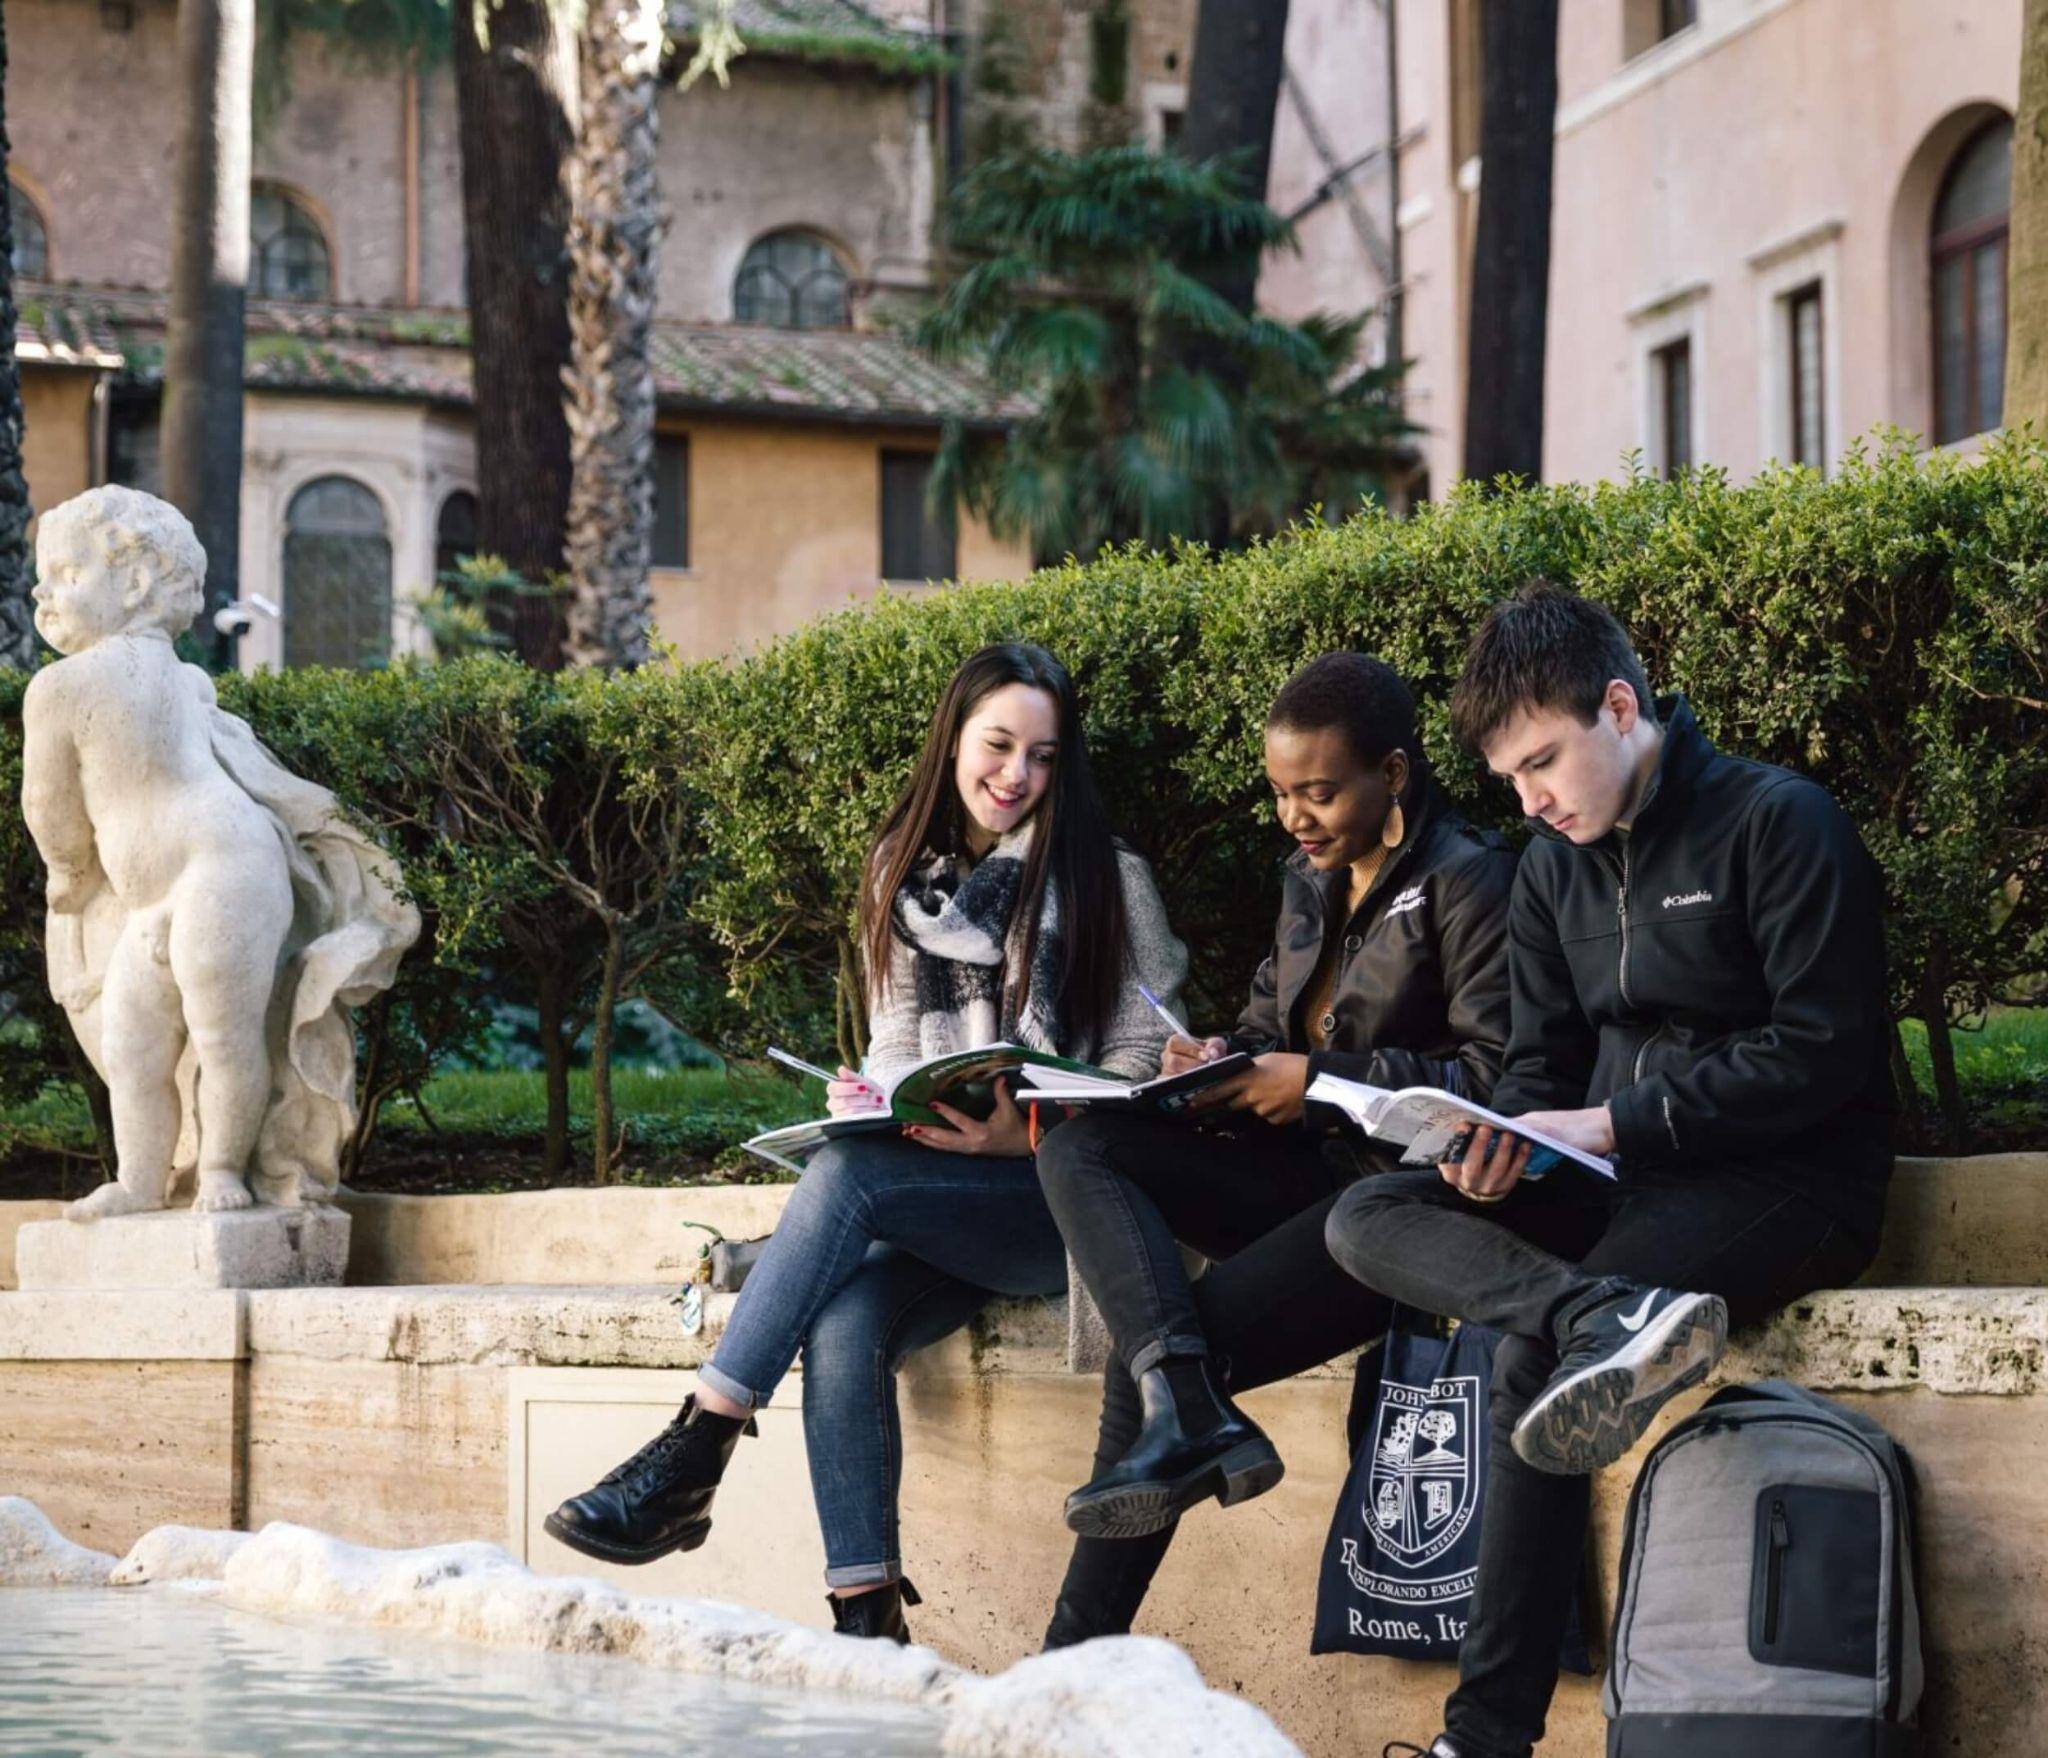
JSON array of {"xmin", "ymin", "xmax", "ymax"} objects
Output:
[
  {"xmin": 1323, "ymin": 1162, "xmax": 1878, "ymax": 1758},
  {"xmin": 1035, "ymin": 1112, "xmax": 1393, "ymax": 1640}
]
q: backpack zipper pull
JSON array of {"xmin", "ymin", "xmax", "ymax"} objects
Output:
[{"xmin": 1763, "ymin": 1497, "xmax": 1792, "ymax": 1645}]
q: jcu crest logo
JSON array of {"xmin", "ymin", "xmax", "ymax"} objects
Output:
[{"xmin": 1337, "ymin": 1367, "xmax": 1480, "ymax": 1602}]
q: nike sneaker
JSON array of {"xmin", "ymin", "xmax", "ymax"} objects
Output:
[
  {"xmin": 1511, "ymin": 1284, "xmax": 1728, "ymax": 1475},
  {"xmin": 1381, "ymin": 1739, "xmax": 1463, "ymax": 1758}
]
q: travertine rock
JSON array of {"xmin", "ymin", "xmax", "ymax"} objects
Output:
[
  {"xmin": 19, "ymin": 485, "xmax": 418, "ymax": 1239},
  {"xmin": 110, "ymin": 1522, "xmax": 253, "ymax": 1585},
  {"xmin": 0, "ymin": 1495, "xmax": 115, "ymax": 1585}
]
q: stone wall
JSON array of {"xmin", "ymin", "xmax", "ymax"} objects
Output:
[
  {"xmin": 1, "ymin": 1159, "xmax": 2040, "ymax": 1752},
  {"xmin": 8, "ymin": 0, "xmax": 932, "ymax": 323},
  {"xmin": 1, "ymin": 1278, "xmax": 2041, "ymax": 1754}
]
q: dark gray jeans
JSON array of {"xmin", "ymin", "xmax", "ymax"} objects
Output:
[
  {"xmin": 1323, "ymin": 1162, "xmax": 1879, "ymax": 1758},
  {"xmin": 1035, "ymin": 1112, "xmax": 1394, "ymax": 1642}
]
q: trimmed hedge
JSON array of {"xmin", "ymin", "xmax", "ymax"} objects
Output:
[{"xmin": 2, "ymin": 433, "xmax": 2043, "ymax": 1168}]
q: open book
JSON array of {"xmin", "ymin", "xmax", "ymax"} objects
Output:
[
  {"xmin": 743, "ymin": 1043, "xmax": 1115, "ymax": 1173},
  {"xmin": 1016, "ymin": 1053, "xmax": 1255, "ymax": 1115},
  {"xmin": 1306, "ymin": 1072, "xmax": 1616, "ymax": 1180}
]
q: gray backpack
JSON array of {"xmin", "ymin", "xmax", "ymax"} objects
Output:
[{"xmin": 1604, "ymin": 1380, "xmax": 1923, "ymax": 1757}]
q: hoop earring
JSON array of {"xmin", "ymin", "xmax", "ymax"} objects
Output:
[{"xmin": 1382, "ymin": 798, "xmax": 1406, "ymax": 850}]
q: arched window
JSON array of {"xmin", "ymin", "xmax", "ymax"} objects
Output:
[
  {"xmin": 251, "ymin": 185, "xmax": 331, "ymax": 301},
  {"xmin": 283, "ymin": 477, "xmax": 391, "ymax": 668},
  {"xmin": 435, "ymin": 489, "xmax": 478, "ymax": 582},
  {"xmin": 733, "ymin": 231, "xmax": 850, "ymax": 329},
  {"xmin": 9, "ymin": 181, "xmax": 47, "ymax": 280},
  {"xmin": 1930, "ymin": 119, "xmax": 2010, "ymax": 445}
]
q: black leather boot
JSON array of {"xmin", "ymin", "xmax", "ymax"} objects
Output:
[
  {"xmin": 828, "ymin": 1577, "xmax": 922, "ymax": 1645},
  {"xmin": 1062, "ymin": 1357, "xmax": 1283, "ymax": 1539},
  {"xmin": 544, "ymin": 1395, "xmax": 756, "ymax": 1564}
]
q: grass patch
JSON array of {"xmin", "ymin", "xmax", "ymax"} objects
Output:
[
  {"xmin": 382, "ymin": 1063, "xmax": 813, "ymax": 1157},
  {"xmin": 1896, "ymin": 1007, "xmax": 2048, "ymax": 1149}
]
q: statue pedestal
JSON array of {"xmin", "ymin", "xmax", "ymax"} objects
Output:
[{"xmin": 13, "ymin": 1206, "xmax": 351, "ymax": 1291}]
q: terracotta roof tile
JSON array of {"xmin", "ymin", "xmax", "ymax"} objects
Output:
[{"xmin": 11, "ymin": 283, "xmax": 1027, "ymax": 429}]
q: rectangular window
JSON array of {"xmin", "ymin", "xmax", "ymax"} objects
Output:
[
  {"xmin": 1660, "ymin": 0, "xmax": 1698, "ymax": 39},
  {"xmin": 1787, "ymin": 282, "xmax": 1825, "ymax": 469},
  {"xmin": 880, "ymin": 450, "xmax": 957, "ymax": 582},
  {"xmin": 651, "ymin": 434, "xmax": 688, "ymax": 568},
  {"xmin": 1653, "ymin": 338, "xmax": 1693, "ymax": 478}
]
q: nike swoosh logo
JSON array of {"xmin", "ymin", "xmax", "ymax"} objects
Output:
[{"xmin": 1617, "ymin": 1292, "xmax": 1661, "ymax": 1333}]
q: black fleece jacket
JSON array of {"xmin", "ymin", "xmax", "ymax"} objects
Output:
[
  {"xmin": 1228, "ymin": 773, "xmax": 1517, "ymax": 1104},
  {"xmin": 1491, "ymin": 697, "xmax": 1894, "ymax": 1232}
]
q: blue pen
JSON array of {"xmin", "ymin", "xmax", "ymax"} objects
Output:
[{"xmin": 1137, "ymin": 984, "xmax": 1191, "ymax": 1039}]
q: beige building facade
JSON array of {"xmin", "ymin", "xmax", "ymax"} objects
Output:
[
  {"xmin": 1374, "ymin": 0, "xmax": 2023, "ymax": 491},
  {"xmin": 8, "ymin": 0, "xmax": 1145, "ymax": 662}
]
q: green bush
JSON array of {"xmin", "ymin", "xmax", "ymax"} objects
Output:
[{"xmin": 0, "ymin": 433, "xmax": 2042, "ymax": 1173}]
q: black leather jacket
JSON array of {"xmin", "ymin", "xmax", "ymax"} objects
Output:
[
  {"xmin": 1228, "ymin": 773, "xmax": 1517, "ymax": 1104},
  {"xmin": 1491, "ymin": 697, "xmax": 1893, "ymax": 1232}
]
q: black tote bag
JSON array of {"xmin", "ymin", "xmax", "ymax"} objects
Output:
[{"xmin": 1312, "ymin": 1308, "xmax": 1591, "ymax": 1672}]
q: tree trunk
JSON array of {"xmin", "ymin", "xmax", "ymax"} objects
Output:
[
  {"xmin": 534, "ymin": 953, "xmax": 573, "ymax": 1178},
  {"xmin": 1917, "ymin": 943, "xmax": 1965, "ymax": 1148},
  {"xmin": 452, "ymin": 0, "xmax": 578, "ymax": 668},
  {"xmin": 1177, "ymin": 0, "xmax": 1290, "ymax": 316},
  {"xmin": 1461, "ymin": 0, "xmax": 1558, "ymax": 486},
  {"xmin": 1886, "ymin": 1017, "xmax": 1923, "ymax": 1143},
  {"xmin": 162, "ymin": 0, "xmax": 256, "ymax": 667},
  {"xmin": 2008, "ymin": 0, "xmax": 2048, "ymax": 427},
  {"xmin": 0, "ymin": 2, "xmax": 33, "ymax": 668},
  {"xmin": 589, "ymin": 920, "xmax": 622, "ymax": 1183},
  {"xmin": 562, "ymin": 0, "xmax": 663, "ymax": 670}
]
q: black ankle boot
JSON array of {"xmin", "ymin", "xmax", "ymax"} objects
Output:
[
  {"xmin": 1062, "ymin": 1357, "xmax": 1283, "ymax": 1539},
  {"xmin": 544, "ymin": 1394, "xmax": 756, "ymax": 1564},
  {"xmin": 828, "ymin": 1577, "xmax": 922, "ymax": 1644}
]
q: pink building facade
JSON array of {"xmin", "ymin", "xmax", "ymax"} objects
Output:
[{"xmin": 1283, "ymin": 0, "xmax": 2025, "ymax": 495}]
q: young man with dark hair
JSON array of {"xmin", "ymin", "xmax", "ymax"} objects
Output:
[{"xmin": 1333, "ymin": 584, "xmax": 1893, "ymax": 1758}]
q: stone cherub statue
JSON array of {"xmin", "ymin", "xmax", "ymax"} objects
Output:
[{"xmin": 20, "ymin": 485, "xmax": 420, "ymax": 1220}]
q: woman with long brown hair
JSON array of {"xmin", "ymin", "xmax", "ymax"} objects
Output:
[{"xmin": 547, "ymin": 642, "xmax": 1186, "ymax": 1642}]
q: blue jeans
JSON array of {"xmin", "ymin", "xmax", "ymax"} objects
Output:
[{"xmin": 700, "ymin": 1133, "xmax": 1067, "ymax": 1587}]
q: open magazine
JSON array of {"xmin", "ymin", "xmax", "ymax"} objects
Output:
[
  {"xmin": 1015, "ymin": 1053, "xmax": 1256, "ymax": 1115},
  {"xmin": 1305, "ymin": 1072, "xmax": 1616, "ymax": 1181},
  {"xmin": 743, "ymin": 1043, "xmax": 1114, "ymax": 1174}
]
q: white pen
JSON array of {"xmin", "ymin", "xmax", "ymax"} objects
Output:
[
  {"xmin": 767, "ymin": 1045, "xmax": 839, "ymax": 1085},
  {"xmin": 1136, "ymin": 984, "xmax": 1191, "ymax": 1040}
]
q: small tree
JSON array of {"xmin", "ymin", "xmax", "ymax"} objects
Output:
[
  {"xmin": 426, "ymin": 663, "xmax": 699, "ymax": 1181},
  {"xmin": 920, "ymin": 145, "xmax": 1408, "ymax": 563}
]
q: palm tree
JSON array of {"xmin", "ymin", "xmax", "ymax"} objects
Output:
[
  {"xmin": 162, "ymin": 0, "xmax": 257, "ymax": 666},
  {"xmin": 2009, "ymin": 0, "xmax": 2048, "ymax": 428},
  {"xmin": 453, "ymin": 0, "xmax": 579, "ymax": 666},
  {"xmin": 919, "ymin": 145, "xmax": 1408, "ymax": 563},
  {"xmin": 0, "ymin": 0, "xmax": 36, "ymax": 668},
  {"xmin": 1177, "ymin": 0, "xmax": 1291, "ymax": 316},
  {"xmin": 1461, "ymin": 0, "xmax": 1559, "ymax": 485},
  {"xmin": 561, "ymin": 0, "xmax": 666, "ymax": 671}
]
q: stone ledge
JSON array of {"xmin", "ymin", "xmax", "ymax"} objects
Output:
[
  {"xmin": 3, "ymin": 1154, "xmax": 2042, "ymax": 1294},
  {"xmin": 0, "ymin": 1289, "xmax": 246, "ymax": 1361},
  {"xmin": 228, "ymin": 1282, "xmax": 2048, "ymax": 1397},
  {"xmin": 15, "ymin": 1204, "xmax": 350, "ymax": 1292}
]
